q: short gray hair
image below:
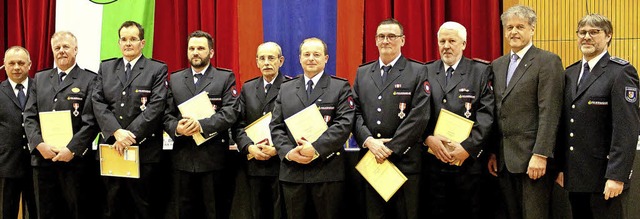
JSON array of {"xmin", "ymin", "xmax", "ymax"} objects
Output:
[
  {"xmin": 437, "ymin": 21, "xmax": 467, "ymax": 42},
  {"xmin": 501, "ymin": 5, "xmax": 537, "ymax": 27}
]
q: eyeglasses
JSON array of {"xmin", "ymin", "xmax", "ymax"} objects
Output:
[
  {"xmin": 576, "ymin": 29, "xmax": 603, "ymax": 38},
  {"xmin": 257, "ymin": 55, "xmax": 280, "ymax": 63},
  {"xmin": 119, "ymin": 37, "xmax": 141, "ymax": 43},
  {"xmin": 376, "ymin": 34, "xmax": 403, "ymax": 42}
]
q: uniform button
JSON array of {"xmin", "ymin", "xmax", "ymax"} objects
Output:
[
  {"xmin": 263, "ymin": 112, "xmax": 266, "ymax": 115},
  {"xmin": 378, "ymin": 96, "xmax": 382, "ymax": 100},
  {"xmin": 570, "ymin": 133, "xmax": 574, "ymax": 137},
  {"xmin": 119, "ymin": 116, "xmax": 123, "ymax": 119},
  {"xmin": 52, "ymin": 109, "xmax": 56, "ymax": 112},
  {"xmin": 221, "ymin": 139, "xmax": 225, "ymax": 143},
  {"xmin": 376, "ymin": 120, "xmax": 381, "ymax": 125},
  {"xmin": 122, "ymin": 91, "xmax": 126, "ymax": 95},
  {"xmin": 151, "ymin": 134, "xmax": 155, "ymax": 137},
  {"xmin": 571, "ymin": 104, "xmax": 575, "ymax": 109},
  {"xmin": 21, "ymin": 112, "xmax": 24, "ymax": 116},
  {"xmin": 23, "ymin": 146, "xmax": 27, "ymax": 149},
  {"xmin": 120, "ymin": 103, "xmax": 125, "ymax": 107},
  {"xmin": 606, "ymin": 155, "xmax": 610, "ymax": 159},
  {"xmin": 443, "ymin": 99, "xmax": 447, "ymax": 103},
  {"xmin": 336, "ymin": 152, "xmax": 341, "ymax": 156},
  {"xmin": 54, "ymin": 98, "xmax": 57, "ymax": 102},
  {"xmin": 376, "ymin": 133, "xmax": 381, "ymax": 138},
  {"xmin": 377, "ymin": 108, "xmax": 381, "ymax": 112},
  {"xmin": 569, "ymin": 146, "xmax": 574, "ymax": 151},
  {"xmin": 22, "ymin": 135, "xmax": 25, "ymax": 138},
  {"xmin": 21, "ymin": 123, "xmax": 24, "ymax": 127},
  {"xmin": 570, "ymin": 118, "xmax": 574, "ymax": 123}
]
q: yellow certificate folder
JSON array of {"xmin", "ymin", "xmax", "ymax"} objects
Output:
[
  {"xmin": 428, "ymin": 109, "xmax": 474, "ymax": 166},
  {"xmin": 99, "ymin": 144, "xmax": 140, "ymax": 178},
  {"xmin": 245, "ymin": 112, "xmax": 273, "ymax": 160},
  {"xmin": 39, "ymin": 110, "xmax": 73, "ymax": 150},
  {"xmin": 284, "ymin": 103, "xmax": 327, "ymax": 143},
  {"xmin": 356, "ymin": 151, "xmax": 407, "ymax": 202},
  {"xmin": 178, "ymin": 91, "xmax": 216, "ymax": 145}
]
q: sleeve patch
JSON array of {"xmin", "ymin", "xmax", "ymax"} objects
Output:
[{"xmin": 625, "ymin": 87, "xmax": 637, "ymax": 103}]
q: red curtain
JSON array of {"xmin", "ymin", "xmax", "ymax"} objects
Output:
[{"xmin": 1, "ymin": 0, "xmax": 56, "ymax": 81}]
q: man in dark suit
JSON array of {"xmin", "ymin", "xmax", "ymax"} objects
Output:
[
  {"xmin": 271, "ymin": 37, "xmax": 354, "ymax": 219},
  {"xmin": 423, "ymin": 22, "xmax": 494, "ymax": 219},
  {"xmin": 0, "ymin": 46, "xmax": 37, "ymax": 219},
  {"xmin": 233, "ymin": 42, "xmax": 287, "ymax": 219},
  {"xmin": 487, "ymin": 5, "xmax": 564, "ymax": 219},
  {"xmin": 555, "ymin": 14, "xmax": 639, "ymax": 219},
  {"xmin": 353, "ymin": 19, "xmax": 430, "ymax": 219},
  {"xmin": 163, "ymin": 30, "xmax": 238, "ymax": 219},
  {"xmin": 23, "ymin": 31, "xmax": 100, "ymax": 219},
  {"xmin": 92, "ymin": 21, "xmax": 168, "ymax": 219}
]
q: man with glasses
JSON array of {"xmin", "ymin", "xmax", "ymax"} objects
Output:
[
  {"xmin": 487, "ymin": 5, "xmax": 564, "ymax": 219},
  {"xmin": 92, "ymin": 20, "xmax": 168, "ymax": 219},
  {"xmin": 555, "ymin": 14, "xmax": 639, "ymax": 219},
  {"xmin": 353, "ymin": 18, "xmax": 430, "ymax": 219},
  {"xmin": 271, "ymin": 37, "xmax": 354, "ymax": 219},
  {"xmin": 163, "ymin": 30, "xmax": 238, "ymax": 218}
]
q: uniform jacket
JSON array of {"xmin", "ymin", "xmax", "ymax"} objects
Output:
[
  {"xmin": 234, "ymin": 73, "xmax": 287, "ymax": 176},
  {"xmin": 271, "ymin": 73, "xmax": 354, "ymax": 183},
  {"xmin": 92, "ymin": 56, "xmax": 168, "ymax": 163},
  {"xmin": 557, "ymin": 52, "xmax": 639, "ymax": 192},
  {"xmin": 425, "ymin": 57, "xmax": 495, "ymax": 174},
  {"xmin": 0, "ymin": 79, "xmax": 32, "ymax": 178},
  {"xmin": 164, "ymin": 66, "xmax": 238, "ymax": 172},
  {"xmin": 353, "ymin": 56, "xmax": 430, "ymax": 174},
  {"xmin": 491, "ymin": 46, "xmax": 564, "ymax": 173},
  {"xmin": 24, "ymin": 66, "xmax": 99, "ymax": 166}
]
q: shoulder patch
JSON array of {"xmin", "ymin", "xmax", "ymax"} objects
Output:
[
  {"xmin": 216, "ymin": 67, "xmax": 233, "ymax": 72},
  {"xmin": 423, "ymin": 81, "xmax": 431, "ymax": 94},
  {"xmin": 359, "ymin": 60, "xmax": 377, "ymax": 67},
  {"xmin": 625, "ymin": 87, "xmax": 637, "ymax": 103},
  {"xmin": 150, "ymin": 58, "xmax": 166, "ymax": 64},
  {"xmin": 230, "ymin": 85, "xmax": 240, "ymax": 97},
  {"xmin": 566, "ymin": 60, "xmax": 581, "ymax": 69},
  {"xmin": 347, "ymin": 96, "xmax": 355, "ymax": 109},
  {"xmin": 330, "ymin": 75, "xmax": 348, "ymax": 81},
  {"xmin": 610, "ymin": 56, "xmax": 630, "ymax": 66},
  {"xmin": 101, "ymin": 57, "xmax": 118, "ymax": 62},
  {"xmin": 472, "ymin": 58, "xmax": 490, "ymax": 64}
]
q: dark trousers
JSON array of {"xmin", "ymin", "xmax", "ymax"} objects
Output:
[
  {"xmin": 169, "ymin": 169, "xmax": 225, "ymax": 219},
  {"xmin": 427, "ymin": 170, "xmax": 481, "ymax": 219},
  {"xmin": 33, "ymin": 162, "xmax": 95, "ymax": 219},
  {"xmin": 248, "ymin": 176, "xmax": 284, "ymax": 219},
  {"xmin": 281, "ymin": 181, "xmax": 344, "ymax": 219},
  {"xmin": 569, "ymin": 191, "xmax": 626, "ymax": 219},
  {"xmin": 0, "ymin": 175, "xmax": 36, "ymax": 219},
  {"xmin": 103, "ymin": 163, "xmax": 158, "ymax": 219},
  {"xmin": 498, "ymin": 170, "xmax": 552, "ymax": 219},
  {"xmin": 365, "ymin": 174, "xmax": 420, "ymax": 219}
]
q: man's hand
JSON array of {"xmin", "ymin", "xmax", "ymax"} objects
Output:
[
  {"xmin": 286, "ymin": 146, "xmax": 313, "ymax": 164},
  {"xmin": 364, "ymin": 138, "xmax": 392, "ymax": 163},
  {"xmin": 176, "ymin": 117, "xmax": 200, "ymax": 136},
  {"xmin": 424, "ymin": 135, "xmax": 453, "ymax": 163},
  {"xmin": 527, "ymin": 154, "xmax": 547, "ymax": 180},
  {"xmin": 114, "ymin": 129, "xmax": 136, "ymax": 147},
  {"xmin": 260, "ymin": 144, "xmax": 277, "ymax": 157},
  {"xmin": 297, "ymin": 138, "xmax": 317, "ymax": 158},
  {"xmin": 229, "ymin": 144, "xmax": 238, "ymax": 151},
  {"xmin": 36, "ymin": 142, "xmax": 57, "ymax": 159},
  {"xmin": 248, "ymin": 144, "xmax": 270, "ymax": 160},
  {"xmin": 487, "ymin": 153, "xmax": 498, "ymax": 177},
  {"xmin": 603, "ymin": 179, "xmax": 624, "ymax": 200},
  {"xmin": 51, "ymin": 147, "xmax": 74, "ymax": 162},
  {"xmin": 556, "ymin": 172, "xmax": 564, "ymax": 187},
  {"xmin": 447, "ymin": 141, "xmax": 469, "ymax": 165}
]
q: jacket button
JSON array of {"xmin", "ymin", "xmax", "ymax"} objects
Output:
[
  {"xmin": 571, "ymin": 104, "xmax": 575, "ymax": 109},
  {"xmin": 378, "ymin": 96, "xmax": 382, "ymax": 100},
  {"xmin": 54, "ymin": 98, "xmax": 57, "ymax": 102},
  {"xmin": 377, "ymin": 108, "xmax": 381, "ymax": 112},
  {"xmin": 221, "ymin": 139, "xmax": 225, "ymax": 143},
  {"xmin": 570, "ymin": 118, "xmax": 574, "ymax": 123},
  {"xmin": 377, "ymin": 133, "xmax": 381, "ymax": 138},
  {"xmin": 443, "ymin": 99, "xmax": 447, "ymax": 103},
  {"xmin": 119, "ymin": 116, "xmax": 123, "ymax": 120},
  {"xmin": 570, "ymin": 133, "xmax": 574, "ymax": 137},
  {"xmin": 376, "ymin": 120, "xmax": 381, "ymax": 125},
  {"xmin": 121, "ymin": 103, "xmax": 125, "ymax": 107},
  {"xmin": 569, "ymin": 146, "xmax": 574, "ymax": 151},
  {"xmin": 122, "ymin": 91, "xmax": 126, "ymax": 95}
]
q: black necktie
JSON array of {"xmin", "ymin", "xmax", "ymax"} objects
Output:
[
  {"xmin": 59, "ymin": 72, "xmax": 67, "ymax": 85},
  {"xmin": 125, "ymin": 63, "xmax": 132, "ymax": 81},
  {"xmin": 578, "ymin": 62, "xmax": 590, "ymax": 89},
  {"xmin": 306, "ymin": 80, "xmax": 314, "ymax": 98},
  {"xmin": 265, "ymin": 83, "xmax": 272, "ymax": 94},
  {"xmin": 445, "ymin": 67, "xmax": 454, "ymax": 86},
  {"xmin": 16, "ymin": 84, "xmax": 26, "ymax": 110},
  {"xmin": 382, "ymin": 65, "xmax": 391, "ymax": 84},
  {"xmin": 194, "ymin": 73, "xmax": 204, "ymax": 86}
]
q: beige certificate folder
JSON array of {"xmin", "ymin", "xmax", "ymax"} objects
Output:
[
  {"xmin": 428, "ymin": 109, "xmax": 475, "ymax": 166},
  {"xmin": 245, "ymin": 112, "xmax": 273, "ymax": 160},
  {"xmin": 284, "ymin": 104, "xmax": 327, "ymax": 143},
  {"xmin": 356, "ymin": 151, "xmax": 407, "ymax": 202},
  {"xmin": 39, "ymin": 110, "xmax": 73, "ymax": 150},
  {"xmin": 178, "ymin": 91, "xmax": 216, "ymax": 145},
  {"xmin": 99, "ymin": 144, "xmax": 140, "ymax": 178}
]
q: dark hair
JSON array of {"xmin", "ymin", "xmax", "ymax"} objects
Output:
[
  {"xmin": 378, "ymin": 18, "xmax": 404, "ymax": 35},
  {"xmin": 188, "ymin": 30, "xmax": 215, "ymax": 50},
  {"xmin": 578, "ymin": 14, "xmax": 613, "ymax": 46},
  {"xmin": 118, "ymin": 21, "xmax": 145, "ymax": 40}
]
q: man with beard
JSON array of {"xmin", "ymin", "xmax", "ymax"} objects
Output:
[
  {"xmin": 163, "ymin": 30, "xmax": 238, "ymax": 219},
  {"xmin": 92, "ymin": 21, "xmax": 168, "ymax": 219},
  {"xmin": 23, "ymin": 31, "xmax": 101, "ymax": 219}
]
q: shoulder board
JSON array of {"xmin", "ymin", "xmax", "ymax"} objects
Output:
[
  {"xmin": 101, "ymin": 57, "xmax": 118, "ymax": 62},
  {"xmin": 407, "ymin": 58, "xmax": 424, "ymax": 64},
  {"xmin": 359, "ymin": 60, "xmax": 377, "ymax": 67},
  {"xmin": 472, "ymin": 58, "xmax": 490, "ymax": 64},
  {"xmin": 171, "ymin": 68, "xmax": 189, "ymax": 75},
  {"xmin": 424, "ymin": 59, "xmax": 437, "ymax": 65},
  {"xmin": 150, "ymin": 58, "xmax": 165, "ymax": 64},
  {"xmin": 610, "ymin": 56, "xmax": 630, "ymax": 66},
  {"xmin": 36, "ymin": 67, "xmax": 54, "ymax": 74},
  {"xmin": 566, "ymin": 60, "xmax": 581, "ymax": 69},
  {"xmin": 245, "ymin": 76, "xmax": 261, "ymax": 83},
  {"xmin": 282, "ymin": 75, "xmax": 301, "ymax": 83},
  {"xmin": 215, "ymin": 67, "xmax": 233, "ymax": 72},
  {"xmin": 330, "ymin": 75, "xmax": 348, "ymax": 81},
  {"xmin": 84, "ymin": 69, "xmax": 97, "ymax": 74}
]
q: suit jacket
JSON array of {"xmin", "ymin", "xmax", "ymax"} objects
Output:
[
  {"xmin": 23, "ymin": 66, "xmax": 99, "ymax": 166},
  {"xmin": 92, "ymin": 56, "xmax": 168, "ymax": 163},
  {"xmin": 491, "ymin": 46, "xmax": 564, "ymax": 173},
  {"xmin": 557, "ymin": 53, "xmax": 639, "ymax": 192},
  {"xmin": 425, "ymin": 57, "xmax": 495, "ymax": 174},
  {"xmin": 164, "ymin": 66, "xmax": 238, "ymax": 172},
  {"xmin": 353, "ymin": 56, "xmax": 430, "ymax": 174},
  {"xmin": 271, "ymin": 73, "xmax": 354, "ymax": 183},
  {"xmin": 233, "ymin": 73, "xmax": 286, "ymax": 176},
  {"xmin": 0, "ymin": 79, "xmax": 32, "ymax": 178}
]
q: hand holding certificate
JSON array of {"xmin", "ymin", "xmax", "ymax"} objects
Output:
[
  {"xmin": 39, "ymin": 110, "xmax": 73, "ymax": 150},
  {"xmin": 284, "ymin": 104, "xmax": 326, "ymax": 160},
  {"xmin": 428, "ymin": 109, "xmax": 474, "ymax": 166},
  {"xmin": 245, "ymin": 113, "xmax": 273, "ymax": 160},
  {"xmin": 356, "ymin": 150, "xmax": 407, "ymax": 202},
  {"xmin": 178, "ymin": 91, "xmax": 216, "ymax": 145}
]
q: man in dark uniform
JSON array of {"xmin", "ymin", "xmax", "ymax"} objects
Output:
[
  {"xmin": 271, "ymin": 37, "xmax": 354, "ymax": 219},
  {"xmin": 163, "ymin": 30, "xmax": 238, "ymax": 219},
  {"xmin": 555, "ymin": 14, "xmax": 639, "ymax": 219},
  {"xmin": 23, "ymin": 31, "xmax": 100, "ymax": 219},
  {"xmin": 423, "ymin": 22, "xmax": 495, "ymax": 219},
  {"xmin": 92, "ymin": 21, "xmax": 168, "ymax": 219},
  {"xmin": 233, "ymin": 42, "xmax": 287, "ymax": 219},
  {"xmin": 353, "ymin": 18, "xmax": 430, "ymax": 219},
  {"xmin": 0, "ymin": 46, "xmax": 37, "ymax": 219}
]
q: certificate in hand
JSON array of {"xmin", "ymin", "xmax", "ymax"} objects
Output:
[
  {"xmin": 245, "ymin": 112, "xmax": 273, "ymax": 160},
  {"xmin": 178, "ymin": 91, "xmax": 216, "ymax": 145},
  {"xmin": 356, "ymin": 151, "xmax": 407, "ymax": 202},
  {"xmin": 99, "ymin": 144, "xmax": 140, "ymax": 178},
  {"xmin": 39, "ymin": 110, "xmax": 73, "ymax": 150},
  {"xmin": 284, "ymin": 104, "xmax": 328, "ymax": 143},
  {"xmin": 428, "ymin": 109, "xmax": 474, "ymax": 166}
]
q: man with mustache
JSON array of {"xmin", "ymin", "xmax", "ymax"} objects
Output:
[
  {"xmin": 163, "ymin": 30, "xmax": 239, "ymax": 219},
  {"xmin": 23, "ymin": 31, "xmax": 101, "ymax": 219},
  {"xmin": 487, "ymin": 5, "xmax": 564, "ymax": 219},
  {"xmin": 555, "ymin": 14, "xmax": 639, "ymax": 219}
]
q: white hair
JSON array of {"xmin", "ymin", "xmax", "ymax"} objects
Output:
[{"xmin": 437, "ymin": 21, "xmax": 467, "ymax": 42}]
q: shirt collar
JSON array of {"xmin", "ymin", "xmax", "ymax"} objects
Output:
[
  {"xmin": 8, "ymin": 78, "xmax": 28, "ymax": 91},
  {"xmin": 123, "ymin": 54, "xmax": 142, "ymax": 69},
  {"xmin": 582, "ymin": 50, "xmax": 608, "ymax": 70},
  {"xmin": 511, "ymin": 41, "xmax": 533, "ymax": 60},
  {"xmin": 304, "ymin": 71, "xmax": 324, "ymax": 88},
  {"xmin": 443, "ymin": 58, "xmax": 462, "ymax": 73},
  {"xmin": 191, "ymin": 64, "xmax": 210, "ymax": 76},
  {"xmin": 57, "ymin": 63, "xmax": 77, "ymax": 74},
  {"xmin": 263, "ymin": 72, "xmax": 278, "ymax": 86},
  {"xmin": 379, "ymin": 53, "xmax": 402, "ymax": 69}
]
